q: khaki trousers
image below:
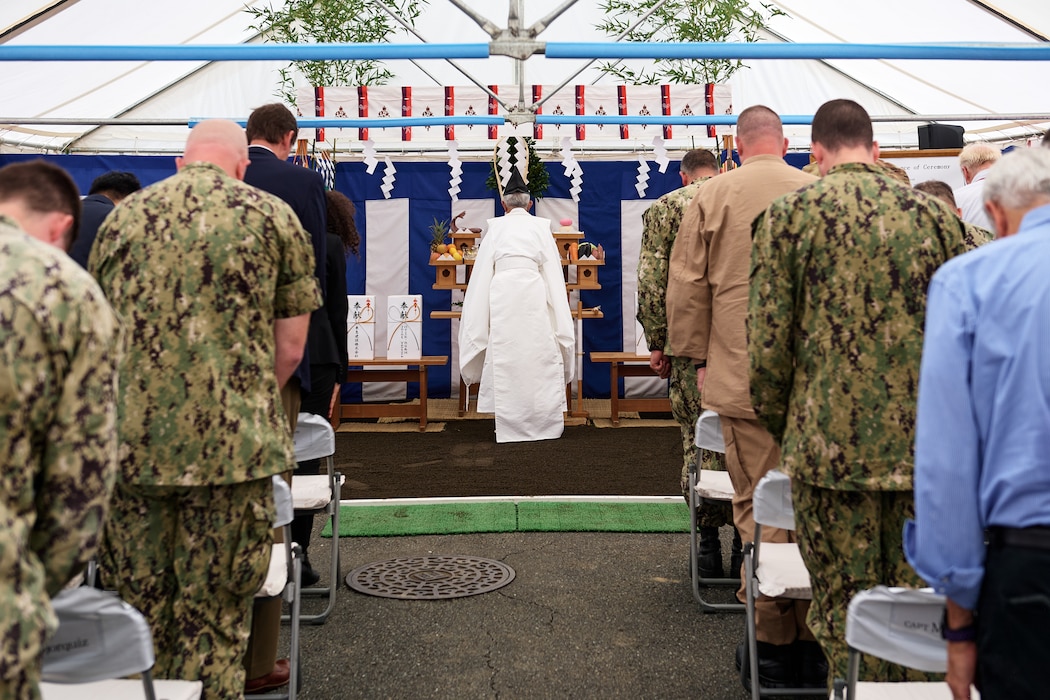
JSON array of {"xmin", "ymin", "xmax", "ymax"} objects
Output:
[
  {"xmin": 721, "ymin": 416, "xmax": 813, "ymax": 645},
  {"xmin": 243, "ymin": 380, "xmax": 300, "ymax": 680}
]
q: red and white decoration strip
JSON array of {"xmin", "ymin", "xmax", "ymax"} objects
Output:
[{"xmin": 295, "ymin": 84, "xmax": 732, "ymax": 144}]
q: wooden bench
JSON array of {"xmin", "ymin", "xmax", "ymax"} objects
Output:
[
  {"xmin": 588, "ymin": 351, "xmax": 672, "ymax": 425},
  {"xmin": 336, "ymin": 356, "xmax": 449, "ymax": 431}
]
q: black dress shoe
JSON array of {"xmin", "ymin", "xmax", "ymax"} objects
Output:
[
  {"xmin": 736, "ymin": 640, "xmax": 797, "ymax": 690},
  {"xmin": 795, "ymin": 639, "xmax": 829, "ymax": 688},
  {"xmin": 301, "ymin": 556, "xmax": 321, "ymax": 587}
]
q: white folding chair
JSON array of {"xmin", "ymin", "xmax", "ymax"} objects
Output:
[
  {"xmin": 40, "ymin": 587, "xmax": 203, "ymax": 700},
  {"xmin": 287, "ymin": 412, "xmax": 342, "ymax": 625},
  {"xmin": 833, "ymin": 586, "xmax": 980, "ymax": 700},
  {"xmin": 247, "ymin": 476, "xmax": 303, "ymax": 700},
  {"xmin": 688, "ymin": 410, "xmax": 744, "ymax": 612},
  {"xmin": 741, "ymin": 470, "xmax": 823, "ymax": 699}
]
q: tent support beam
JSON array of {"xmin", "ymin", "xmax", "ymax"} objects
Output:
[{"xmin": 0, "ymin": 0, "xmax": 81, "ymax": 43}]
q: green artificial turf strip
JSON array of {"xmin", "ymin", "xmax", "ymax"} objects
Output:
[
  {"xmin": 516, "ymin": 501, "xmax": 689, "ymax": 533},
  {"xmin": 322, "ymin": 501, "xmax": 689, "ymax": 537},
  {"xmin": 322, "ymin": 502, "xmax": 517, "ymax": 537}
]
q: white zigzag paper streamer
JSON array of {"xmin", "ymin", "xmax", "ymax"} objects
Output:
[
  {"xmin": 380, "ymin": 156, "xmax": 397, "ymax": 199},
  {"xmin": 447, "ymin": 140, "xmax": 462, "ymax": 202},
  {"xmin": 496, "ymin": 138, "xmax": 513, "ymax": 190},
  {"xmin": 635, "ymin": 156, "xmax": 650, "ymax": 198},
  {"xmin": 569, "ymin": 161, "xmax": 583, "ymax": 202},
  {"xmin": 560, "ymin": 136, "xmax": 576, "ymax": 177},
  {"xmin": 362, "ymin": 139, "xmax": 379, "ymax": 175},
  {"xmin": 516, "ymin": 140, "xmax": 529, "ymax": 186},
  {"xmin": 559, "ymin": 137, "xmax": 584, "ymax": 202},
  {"xmin": 652, "ymin": 135, "xmax": 670, "ymax": 174}
]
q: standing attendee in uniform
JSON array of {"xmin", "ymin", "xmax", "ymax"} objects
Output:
[
  {"xmin": 459, "ymin": 168, "xmax": 575, "ymax": 443},
  {"xmin": 913, "ymin": 179, "xmax": 995, "ymax": 249},
  {"xmin": 69, "ymin": 170, "xmax": 140, "ymax": 268},
  {"xmin": 666, "ymin": 105, "xmax": 820, "ymax": 690},
  {"xmin": 0, "ymin": 160, "xmax": 122, "ymax": 700},
  {"xmin": 90, "ymin": 119, "xmax": 321, "ymax": 699},
  {"xmin": 637, "ymin": 148, "xmax": 736, "ymax": 579},
  {"xmin": 907, "ymin": 147, "xmax": 1050, "ymax": 700},
  {"xmin": 241, "ymin": 102, "xmax": 329, "ymax": 692},
  {"xmin": 747, "ymin": 98, "xmax": 969, "ymax": 686}
]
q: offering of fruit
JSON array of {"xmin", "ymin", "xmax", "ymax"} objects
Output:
[{"xmin": 429, "ymin": 217, "xmax": 450, "ymax": 262}]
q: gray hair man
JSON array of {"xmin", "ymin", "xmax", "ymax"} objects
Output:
[
  {"xmin": 954, "ymin": 142, "xmax": 1001, "ymax": 229},
  {"xmin": 907, "ymin": 146, "xmax": 1050, "ymax": 700}
]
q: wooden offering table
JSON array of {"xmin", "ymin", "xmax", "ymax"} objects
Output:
[
  {"xmin": 588, "ymin": 351, "xmax": 672, "ymax": 425},
  {"xmin": 337, "ymin": 356, "xmax": 449, "ymax": 431}
]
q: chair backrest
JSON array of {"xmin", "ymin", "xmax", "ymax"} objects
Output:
[
  {"xmin": 752, "ymin": 470, "xmax": 795, "ymax": 531},
  {"xmin": 273, "ymin": 475, "xmax": 294, "ymax": 528},
  {"xmin": 694, "ymin": 410, "xmax": 725, "ymax": 452},
  {"xmin": 42, "ymin": 587, "xmax": 155, "ymax": 684},
  {"xmin": 293, "ymin": 412, "xmax": 336, "ymax": 463},
  {"xmin": 846, "ymin": 586, "xmax": 947, "ymax": 673}
]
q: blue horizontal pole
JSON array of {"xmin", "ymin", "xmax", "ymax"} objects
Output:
[
  {"xmin": 0, "ymin": 43, "xmax": 489, "ymax": 62},
  {"xmin": 189, "ymin": 116, "xmax": 506, "ymax": 128},
  {"xmin": 535, "ymin": 114, "xmax": 815, "ymax": 126},
  {"xmin": 546, "ymin": 41, "xmax": 1050, "ymax": 61}
]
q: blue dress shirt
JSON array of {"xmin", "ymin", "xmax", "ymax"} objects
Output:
[{"xmin": 905, "ymin": 202, "xmax": 1050, "ymax": 611}]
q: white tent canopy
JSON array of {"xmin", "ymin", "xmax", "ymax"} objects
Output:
[{"xmin": 2, "ymin": 0, "xmax": 1048, "ymax": 154}]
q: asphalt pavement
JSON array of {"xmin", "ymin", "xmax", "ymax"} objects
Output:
[{"xmin": 288, "ymin": 527, "xmax": 753, "ymax": 700}]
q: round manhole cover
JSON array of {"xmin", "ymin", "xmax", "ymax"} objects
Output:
[{"xmin": 346, "ymin": 555, "xmax": 515, "ymax": 600}]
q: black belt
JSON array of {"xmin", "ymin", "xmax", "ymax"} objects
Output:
[{"xmin": 988, "ymin": 526, "xmax": 1050, "ymax": 552}]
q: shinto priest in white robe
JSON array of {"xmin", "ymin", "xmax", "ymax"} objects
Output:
[{"xmin": 458, "ymin": 208, "xmax": 576, "ymax": 443}]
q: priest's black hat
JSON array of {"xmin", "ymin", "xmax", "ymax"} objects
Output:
[{"xmin": 503, "ymin": 168, "xmax": 530, "ymax": 196}]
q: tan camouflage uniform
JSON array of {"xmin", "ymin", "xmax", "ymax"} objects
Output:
[
  {"xmin": 0, "ymin": 215, "xmax": 122, "ymax": 700},
  {"xmin": 90, "ymin": 162, "xmax": 322, "ymax": 700},
  {"xmin": 748, "ymin": 162, "xmax": 969, "ymax": 684},
  {"xmin": 636, "ymin": 179, "xmax": 732, "ymax": 528}
]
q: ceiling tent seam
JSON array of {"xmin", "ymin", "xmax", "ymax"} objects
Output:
[
  {"xmin": 768, "ymin": 0, "xmax": 999, "ymax": 115},
  {"xmin": 63, "ymin": 5, "xmax": 253, "ymax": 150},
  {"xmin": 967, "ymin": 1, "xmax": 1049, "ymax": 41},
  {"xmin": 0, "ymin": 0, "xmax": 80, "ymax": 43}
]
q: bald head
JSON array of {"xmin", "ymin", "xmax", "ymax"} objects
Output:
[
  {"xmin": 735, "ymin": 105, "xmax": 787, "ymax": 161},
  {"xmin": 178, "ymin": 120, "xmax": 250, "ymax": 180}
]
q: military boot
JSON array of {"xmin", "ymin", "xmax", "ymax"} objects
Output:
[
  {"xmin": 729, "ymin": 528, "xmax": 744, "ymax": 580},
  {"xmin": 698, "ymin": 527, "xmax": 722, "ymax": 579}
]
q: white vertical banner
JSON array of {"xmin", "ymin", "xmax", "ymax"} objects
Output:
[
  {"xmin": 535, "ymin": 197, "xmax": 581, "ymax": 397},
  {"xmin": 364, "ymin": 198, "xmax": 411, "ymax": 401},
  {"xmin": 448, "ymin": 199, "xmax": 495, "ymax": 398},
  {"xmin": 620, "ymin": 200, "xmax": 667, "ymax": 399}
]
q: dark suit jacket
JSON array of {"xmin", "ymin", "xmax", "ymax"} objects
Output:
[
  {"xmin": 308, "ymin": 232, "xmax": 349, "ymax": 383},
  {"xmin": 70, "ymin": 194, "xmax": 115, "ymax": 268},
  {"xmin": 244, "ymin": 145, "xmax": 329, "ymax": 391}
]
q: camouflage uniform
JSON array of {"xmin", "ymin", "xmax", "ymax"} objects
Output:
[
  {"xmin": 90, "ymin": 162, "xmax": 322, "ymax": 700},
  {"xmin": 636, "ymin": 179, "xmax": 731, "ymax": 529},
  {"xmin": 0, "ymin": 215, "xmax": 122, "ymax": 700},
  {"xmin": 963, "ymin": 221, "xmax": 994, "ymax": 249},
  {"xmin": 748, "ymin": 162, "xmax": 969, "ymax": 684}
]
